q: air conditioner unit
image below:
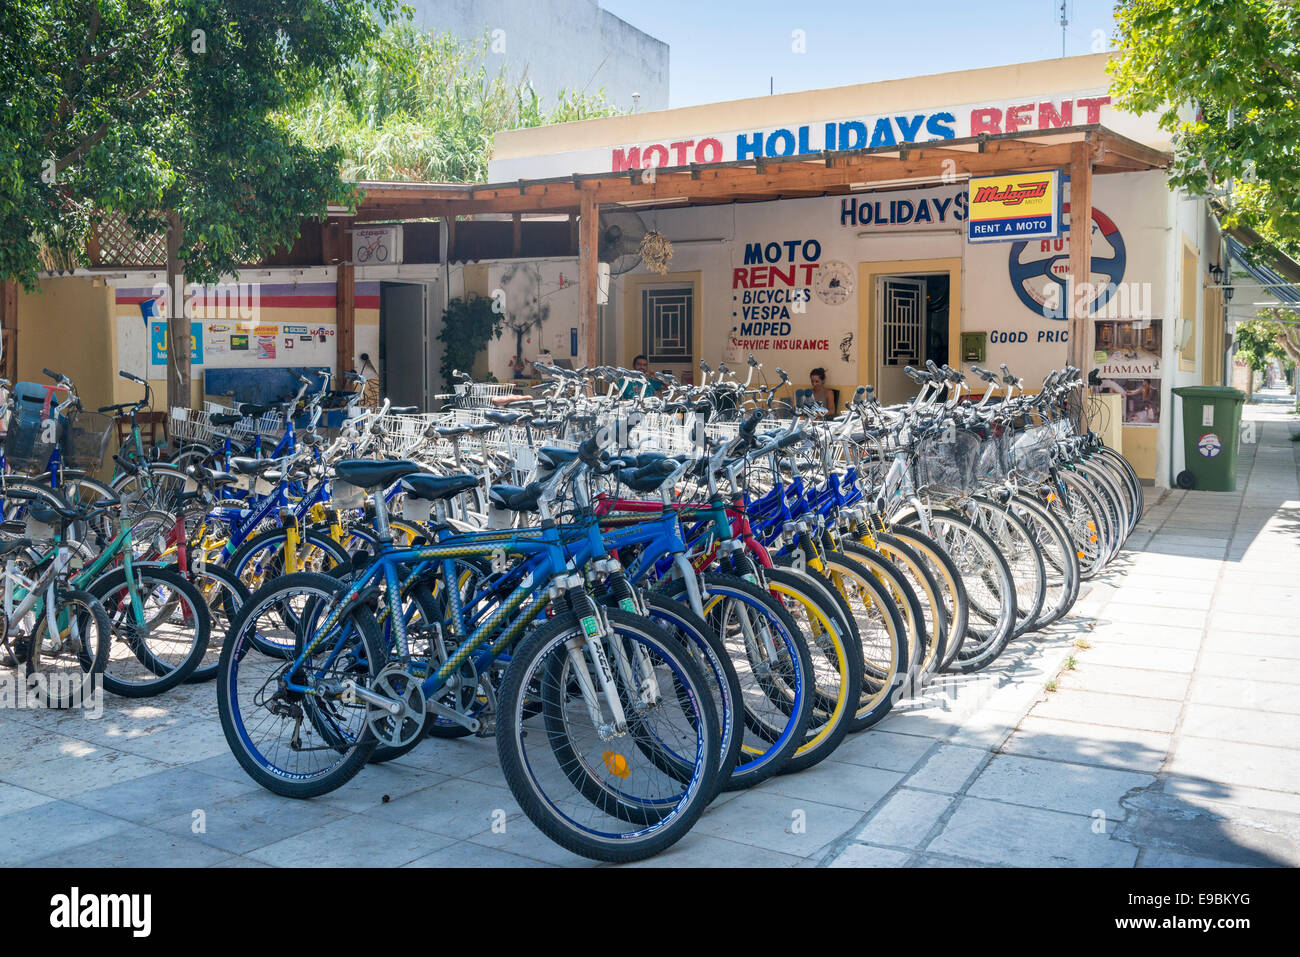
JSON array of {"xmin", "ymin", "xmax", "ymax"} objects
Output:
[{"xmin": 597, "ymin": 262, "xmax": 610, "ymax": 305}]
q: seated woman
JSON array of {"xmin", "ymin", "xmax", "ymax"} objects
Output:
[{"xmin": 808, "ymin": 367, "xmax": 839, "ymax": 416}]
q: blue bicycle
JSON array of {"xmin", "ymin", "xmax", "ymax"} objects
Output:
[{"xmin": 217, "ymin": 443, "xmax": 722, "ymax": 862}]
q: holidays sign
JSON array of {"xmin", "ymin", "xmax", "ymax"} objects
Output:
[
  {"xmin": 967, "ymin": 171, "xmax": 1062, "ymax": 242},
  {"xmin": 488, "ymin": 91, "xmax": 1148, "ymax": 180}
]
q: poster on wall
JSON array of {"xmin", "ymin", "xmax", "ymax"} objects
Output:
[
  {"xmin": 150, "ymin": 321, "xmax": 204, "ymax": 367},
  {"xmin": 1093, "ymin": 318, "xmax": 1162, "ymax": 427},
  {"xmin": 256, "ymin": 335, "xmax": 276, "ymax": 360},
  {"xmin": 726, "ymin": 236, "xmax": 847, "ymax": 371}
]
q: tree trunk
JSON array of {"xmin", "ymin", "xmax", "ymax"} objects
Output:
[{"xmin": 165, "ymin": 212, "xmax": 191, "ymax": 409}]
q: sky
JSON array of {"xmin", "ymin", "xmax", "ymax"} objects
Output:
[{"xmin": 599, "ymin": 0, "xmax": 1120, "ymax": 109}]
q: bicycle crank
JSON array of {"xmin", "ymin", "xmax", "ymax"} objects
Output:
[{"xmin": 364, "ymin": 664, "xmax": 428, "ymax": 748}]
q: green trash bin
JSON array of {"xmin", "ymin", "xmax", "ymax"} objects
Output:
[{"xmin": 1171, "ymin": 385, "xmax": 1246, "ymax": 491}]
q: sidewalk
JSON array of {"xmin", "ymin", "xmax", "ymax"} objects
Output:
[
  {"xmin": 819, "ymin": 399, "xmax": 1300, "ymax": 868},
  {"xmin": 0, "ymin": 404, "xmax": 1295, "ymax": 868}
]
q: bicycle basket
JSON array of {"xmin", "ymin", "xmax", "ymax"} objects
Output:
[
  {"xmin": 63, "ymin": 411, "xmax": 115, "ymax": 471},
  {"xmin": 3, "ymin": 405, "xmax": 61, "ymax": 473},
  {"xmin": 1009, "ymin": 426, "xmax": 1054, "ymax": 485},
  {"xmin": 913, "ymin": 429, "xmax": 981, "ymax": 496},
  {"xmin": 975, "ymin": 428, "xmax": 1010, "ymax": 484}
]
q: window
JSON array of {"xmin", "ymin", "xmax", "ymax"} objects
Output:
[{"xmin": 641, "ymin": 285, "xmax": 693, "ymax": 363}]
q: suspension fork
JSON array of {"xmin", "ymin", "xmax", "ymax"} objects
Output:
[{"xmin": 563, "ymin": 589, "xmax": 631, "ymax": 734}]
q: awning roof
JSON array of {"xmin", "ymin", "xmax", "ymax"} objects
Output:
[
  {"xmin": 349, "ymin": 124, "xmax": 1169, "ymax": 223},
  {"xmin": 1226, "ymin": 236, "xmax": 1300, "ymax": 306}
]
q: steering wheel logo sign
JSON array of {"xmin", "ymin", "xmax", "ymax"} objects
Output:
[{"xmin": 1009, "ymin": 205, "xmax": 1126, "ymax": 319}]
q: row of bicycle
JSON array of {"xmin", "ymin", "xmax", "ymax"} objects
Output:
[{"xmin": 0, "ymin": 357, "xmax": 1139, "ymax": 861}]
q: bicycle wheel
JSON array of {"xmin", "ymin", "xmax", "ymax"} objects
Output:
[
  {"xmin": 664, "ymin": 573, "xmax": 813, "ymax": 789},
  {"xmin": 1050, "ymin": 469, "xmax": 1111, "ymax": 579},
  {"xmin": 1009, "ymin": 493, "xmax": 1080, "ymax": 629},
  {"xmin": 24, "ymin": 588, "xmax": 110, "ymax": 709},
  {"xmin": 228, "ymin": 526, "xmax": 351, "ymax": 649},
  {"xmin": 88, "ymin": 565, "xmax": 211, "ymax": 697},
  {"xmin": 972, "ymin": 497, "xmax": 1047, "ymax": 638},
  {"xmin": 636, "ymin": 593, "xmax": 743, "ymax": 796},
  {"xmin": 217, "ymin": 572, "xmax": 383, "ymax": 797},
  {"xmin": 764, "ymin": 566, "xmax": 862, "ymax": 774},
  {"xmin": 884, "ymin": 525, "xmax": 970, "ymax": 673},
  {"xmin": 819, "ymin": 548, "xmax": 910, "ymax": 730},
  {"xmin": 496, "ymin": 608, "xmax": 720, "ymax": 863},
  {"xmin": 181, "ymin": 562, "xmax": 249, "ymax": 683},
  {"xmin": 1096, "ymin": 445, "xmax": 1143, "ymax": 531},
  {"xmin": 111, "ymin": 463, "xmax": 189, "ymax": 519},
  {"xmin": 867, "ymin": 533, "xmax": 949, "ymax": 678},
  {"xmin": 839, "ymin": 539, "xmax": 930, "ymax": 682},
  {"xmin": 919, "ymin": 511, "xmax": 1017, "ymax": 673}
]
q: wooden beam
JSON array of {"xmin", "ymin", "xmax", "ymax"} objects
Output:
[
  {"xmin": 336, "ymin": 262, "xmax": 355, "ymax": 388},
  {"xmin": 578, "ymin": 190, "xmax": 600, "ymax": 370},
  {"xmin": 1068, "ymin": 142, "xmax": 1094, "ymax": 374},
  {"xmin": 0, "ymin": 280, "xmax": 16, "ymax": 381}
]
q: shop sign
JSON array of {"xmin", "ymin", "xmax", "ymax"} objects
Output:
[
  {"xmin": 967, "ymin": 171, "xmax": 1062, "ymax": 242},
  {"xmin": 1010, "ymin": 207, "xmax": 1127, "ymax": 317},
  {"xmin": 493, "ymin": 93, "xmax": 1120, "ymax": 179}
]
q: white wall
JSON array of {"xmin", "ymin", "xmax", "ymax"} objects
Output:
[{"xmin": 603, "ymin": 171, "xmax": 1175, "ymax": 389}]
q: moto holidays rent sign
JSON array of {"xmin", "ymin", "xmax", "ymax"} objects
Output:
[{"xmin": 489, "ymin": 92, "xmax": 1121, "ymax": 180}]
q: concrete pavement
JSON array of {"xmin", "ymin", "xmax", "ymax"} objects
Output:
[{"xmin": 0, "ymin": 400, "xmax": 1295, "ymax": 867}]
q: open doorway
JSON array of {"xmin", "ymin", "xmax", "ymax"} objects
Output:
[
  {"xmin": 378, "ymin": 280, "xmax": 443, "ymax": 410},
  {"xmin": 872, "ymin": 271, "xmax": 951, "ymax": 404}
]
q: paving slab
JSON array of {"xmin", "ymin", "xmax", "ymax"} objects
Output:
[{"xmin": 927, "ymin": 797, "xmax": 1140, "ymax": 867}]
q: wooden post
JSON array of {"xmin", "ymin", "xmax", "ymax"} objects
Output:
[
  {"xmin": 578, "ymin": 190, "xmax": 600, "ymax": 370},
  {"xmin": 1067, "ymin": 143, "xmax": 1093, "ymax": 373},
  {"xmin": 511, "ymin": 212, "xmax": 522, "ymax": 257},
  {"xmin": 569, "ymin": 212, "xmax": 578, "ymax": 254},
  {"xmin": 0, "ymin": 279, "xmax": 17, "ymax": 380},
  {"xmin": 165, "ymin": 212, "xmax": 191, "ymax": 409},
  {"xmin": 336, "ymin": 263, "xmax": 355, "ymax": 388}
]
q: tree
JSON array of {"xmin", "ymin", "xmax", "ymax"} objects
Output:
[
  {"xmin": 1109, "ymin": 0, "xmax": 1300, "ymax": 259},
  {"xmin": 283, "ymin": 25, "xmax": 625, "ymax": 184},
  {"xmin": 1, "ymin": 0, "xmax": 399, "ymax": 407}
]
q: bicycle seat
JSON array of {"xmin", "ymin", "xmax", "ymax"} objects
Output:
[
  {"xmin": 29, "ymin": 502, "xmax": 82, "ymax": 525},
  {"xmin": 468, "ymin": 423, "xmax": 499, "ymax": 435},
  {"xmin": 334, "ymin": 459, "xmax": 422, "ymax": 490},
  {"xmin": 538, "ymin": 446, "xmax": 579, "ymax": 470},
  {"xmin": 488, "ymin": 482, "xmax": 543, "ymax": 513},
  {"xmin": 210, "ymin": 413, "xmax": 243, "ymax": 427},
  {"xmin": 530, "ymin": 418, "xmax": 563, "ymax": 431},
  {"xmin": 484, "ymin": 410, "xmax": 527, "ymax": 426},
  {"xmin": 239, "ymin": 404, "xmax": 269, "ymax": 417},
  {"xmin": 187, "ymin": 465, "xmax": 239, "ymax": 488},
  {"xmin": 617, "ymin": 460, "xmax": 677, "ymax": 493},
  {"xmin": 402, "ymin": 473, "xmax": 479, "ymax": 502},
  {"xmin": 0, "ymin": 537, "xmax": 33, "ymax": 556},
  {"xmin": 229, "ymin": 457, "xmax": 277, "ymax": 475},
  {"xmin": 434, "ymin": 425, "xmax": 472, "ymax": 438}
]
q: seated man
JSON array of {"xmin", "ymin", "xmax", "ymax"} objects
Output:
[{"xmin": 620, "ymin": 354, "xmax": 664, "ymax": 399}]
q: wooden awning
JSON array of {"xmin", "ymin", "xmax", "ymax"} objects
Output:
[{"xmin": 350, "ymin": 124, "xmax": 1168, "ymax": 222}]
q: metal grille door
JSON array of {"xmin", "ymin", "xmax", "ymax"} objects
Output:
[
  {"xmin": 879, "ymin": 277, "xmax": 926, "ymax": 366},
  {"xmin": 641, "ymin": 286, "xmax": 693, "ymax": 363}
]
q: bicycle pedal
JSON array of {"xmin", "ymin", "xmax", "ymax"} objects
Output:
[{"xmin": 473, "ymin": 715, "xmax": 497, "ymax": 738}]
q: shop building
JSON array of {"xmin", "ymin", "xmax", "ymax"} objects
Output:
[{"xmin": 1, "ymin": 52, "xmax": 1254, "ymax": 488}]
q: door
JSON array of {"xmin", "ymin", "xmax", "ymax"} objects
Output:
[
  {"xmin": 380, "ymin": 282, "xmax": 427, "ymax": 409},
  {"xmin": 876, "ymin": 276, "xmax": 926, "ymax": 404},
  {"xmin": 640, "ymin": 284, "xmax": 694, "ymax": 381}
]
